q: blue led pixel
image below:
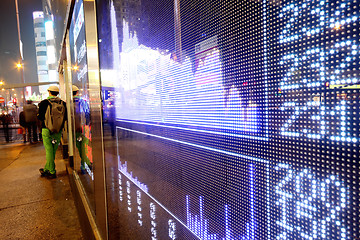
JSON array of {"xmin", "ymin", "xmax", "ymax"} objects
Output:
[
  {"xmin": 99, "ymin": 0, "xmax": 360, "ymax": 238},
  {"xmin": 278, "ymin": 0, "xmax": 359, "ymax": 142},
  {"xmin": 280, "ymin": 0, "xmax": 359, "ymax": 43},
  {"xmin": 109, "ymin": 4, "xmax": 267, "ymax": 138},
  {"xmin": 118, "ymin": 157, "xmax": 149, "ymax": 193},
  {"xmin": 275, "ymin": 164, "xmax": 349, "ymax": 239},
  {"xmin": 186, "ymin": 164, "xmax": 255, "ymax": 240},
  {"xmin": 168, "ymin": 219, "xmax": 176, "ymax": 240}
]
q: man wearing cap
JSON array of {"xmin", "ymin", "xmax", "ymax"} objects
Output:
[{"xmin": 37, "ymin": 86, "xmax": 67, "ymax": 179}]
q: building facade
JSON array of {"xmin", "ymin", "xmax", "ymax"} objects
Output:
[{"xmin": 32, "ymin": 11, "xmax": 49, "ymax": 95}]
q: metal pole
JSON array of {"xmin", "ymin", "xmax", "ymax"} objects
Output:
[
  {"xmin": 174, "ymin": 0, "xmax": 182, "ymax": 63},
  {"xmin": 15, "ymin": 0, "xmax": 26, "ymax": 105}
]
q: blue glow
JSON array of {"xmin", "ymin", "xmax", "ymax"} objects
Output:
[
  {"xmin": 168, "ymin": 219, "xmax": 176, "ymax": 240},
  {"xmin": 116, "ymin": 127, "xmax": 270, "ymax": 239},
  {"xmin": 186, "ymin": 164, "xmax": 255, "ymax": 240},
  {"xmin": 117, "ymin": 119, "xmax": 269, "ymax": 141},
  {"xmin": 275, "ymin": 164, "xmax": 349, "ymax": 240},
  {"xmin": 116, "ymin": 126, "xmax": 270, "ymax": 164},
  {"xmin": 109, "ymin": 5, "xmax": 267, "ymax": 137},
  {"xmin": 118, "ymin": 157, "xmax": 149, "ymax": 193},
  {"xmin": 137, "ymin": 190, "xmax": 143, "ymax": 226},
  {"xmin": 150, "ymin": 202, "xmax": 157, "ymax": 239},
  {"xmin": 280, "ymin": 100, "xmax": 358, "ymax": 142},
  {"xmin": 280, "ymin": 0, "xmax": 359, "ymax": 43}
]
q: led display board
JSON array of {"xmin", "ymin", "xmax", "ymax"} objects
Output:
[{"xmin": 96, "ymin": 0, "xmax": 359, "ymax": 239}]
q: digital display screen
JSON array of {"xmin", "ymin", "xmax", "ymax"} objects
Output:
[{"xmin": 96, "ymin": 0, "xmax": 359, "ymax": 239}]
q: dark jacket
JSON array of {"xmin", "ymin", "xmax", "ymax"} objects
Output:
[
  {"xmin": 38, "ymin": 96, "xmax": 67, "ymax": 129},
  {"xmin": 23, "ymin": 103, "xmax": 38, "ymax": 123},
  {"xmin": 19, "ymin": 111, "xmax": 27, "ymax": 127}
]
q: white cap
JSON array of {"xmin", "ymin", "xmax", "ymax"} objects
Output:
[
  {"xmin": 72, "ymin": 85, "xmax": 79, "ymax": 92},
  {"xmin": 47, "ymin": 85, "xmax": 59, "ymax": 92}
]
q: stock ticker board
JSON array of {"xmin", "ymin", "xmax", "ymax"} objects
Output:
[{"xmin": 94, "ymin": 0, "xmax": 360, "ymax": 239}]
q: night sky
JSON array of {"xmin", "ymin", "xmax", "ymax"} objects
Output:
[{"xmin": 0, "ymin": 0, "xmax": 43, "ymax": 89}]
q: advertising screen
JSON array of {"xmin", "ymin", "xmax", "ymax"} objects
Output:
[{"xmin": 97, "ymin": 0, "xmax": 359, "ymax": 239}]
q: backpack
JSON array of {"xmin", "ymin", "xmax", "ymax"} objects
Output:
[
  {"xmin": 23, "ymin": 104, "xmax": 38, "ymax": 123},
  {"xmin": 44, "ymin": 98, "xmax": 66, "ymax": 133}
]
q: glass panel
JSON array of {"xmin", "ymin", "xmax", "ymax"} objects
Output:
[
  {"xmin": 69, "ymin": 0, "xmax": 95, "ymax": 210},
  {"xmin": 97, "ymin": 0, "xmax": 360, "ymax": 239}
]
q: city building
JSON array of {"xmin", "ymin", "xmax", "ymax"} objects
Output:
[{"xmin": 32, "ymin": 11, "xmax": 48, "ymax": 95}]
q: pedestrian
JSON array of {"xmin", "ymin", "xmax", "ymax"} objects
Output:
[
  {"xmin": 19, "ymin": 111, "xmax": 27, "ymax": 143},
  {"xmin": 23, "ymin": 100, "xmax": 38, "ymax": 143},
  {"xmin": 0, "ymin": 113, "xmax": 12, "ymax": 143},
  {"xmin": 38, "ymin": 86, "xmax": 67, "ymax": 179},
  {"xmin": 72, "ymin": 85, "xmax": 92, "ymax": 173}
]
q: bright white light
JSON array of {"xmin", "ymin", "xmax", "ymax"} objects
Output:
[
  {"xmin": 47, "ymin": 46, "xmax": 55, "ymax": 64},
  {"xmin": 45, "ymin": 21, "xmax": 54, "ymax": 40},
  {"xmin": 32, "ymin": 11, "xmax": 44, "ymax": 19}
]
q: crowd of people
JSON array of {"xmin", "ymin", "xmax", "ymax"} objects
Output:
[{"xmin": 0, "ymin": 100, "xmax": 42, "ymax": 143}]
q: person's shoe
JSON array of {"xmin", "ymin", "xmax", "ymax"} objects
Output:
[
  {"xmin": 39, "ymin": 168, "xmax": 50, "ymax": 177},
  {"xmin": 46, "ymin": 173, "xmax": 57, "ymax": 179}
]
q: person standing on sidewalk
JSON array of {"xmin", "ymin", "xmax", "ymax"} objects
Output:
[
  {"xmin": 23, "ymin": 100, "xmax": 38, "ymax": 143},
  {"xmin": 0, "ymin": 113, "xmax": 12, "ymax": 143},
  {"xmin": 37, "ymin": 86, "xmax": 67, "ymax": 179},
  {"xmin": 19, "ymin": 111, "xmax": 27, "ymax": 143}
]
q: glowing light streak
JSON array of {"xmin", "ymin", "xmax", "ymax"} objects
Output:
[
  {"xmin": 116, "ymin": 119, "xmax": 267, "ymax": 140},
  {"xmin": 84, "ymin": 162, "xmax": 94, "ymax": 180},
  {"xmin": 116, "ymin": 126, "xmax": 269, "ymax": 164}
]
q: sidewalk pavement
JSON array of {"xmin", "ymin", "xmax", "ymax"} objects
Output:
[{"xmin": 0, "ymin": 142, "xmax": 83, "ymax": 239}]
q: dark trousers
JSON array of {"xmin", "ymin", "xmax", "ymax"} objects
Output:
[
  {"xmin": 3, "ymin": 123, "xmax": 10, "ymax": 142},
  {"xmin": 27, "ymin": 122, "xmax": 38, "ymax": 142}
]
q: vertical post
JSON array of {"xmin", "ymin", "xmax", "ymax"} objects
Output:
[
  {"xmin": 83, "ymin": 0, "xmax": 108, "ymax": 237},
  {"xmin": 174, "ymin": 0, "xmax": 182, "ymax": 63},
  {"xmin": 64, "ymin": 59, "xmax": 75, "ymax": 167},
  {"xmin": 65, "ymin": 34, "xmax": 75, "ymax": 167},
  {"xmin": 15, "ymin": 0, "xmax": 26, "ymax": 105}
]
